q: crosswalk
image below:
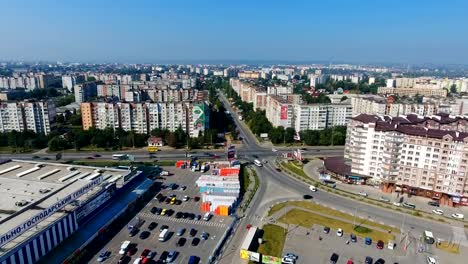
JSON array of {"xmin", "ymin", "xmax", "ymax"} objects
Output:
[{"xmin": 139, "ymin": 212, "xmax": 227, "ymax": 228}]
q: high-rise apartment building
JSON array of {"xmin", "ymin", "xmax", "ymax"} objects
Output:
[
  {"xmin": 81, "ymin": 101, "xmax": 209, "ymax": 137},
  {"xmin": 345, "ymin": 113, "xmax": 468, "ymax": 206},
  {"xmin": 0, "ymin": 100, "xmax": 56, "ymax": 134},
  {"xmin": 74, "ymin": 82, "xmax": 97, "ymax": 103}
]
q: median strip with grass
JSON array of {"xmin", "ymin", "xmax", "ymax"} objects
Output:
[
  {"xmin": 269, "ymin": 201, "xmax": 400, "ymax": 234},
  {"xmin": 278, "ymin": 208, "xmax": 395, "ymax": 242},
  {"xmin": 257, "ymin": 224, "xmax": 286, "ymax": 258}
]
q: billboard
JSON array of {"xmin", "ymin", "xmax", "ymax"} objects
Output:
[
  {"xmin": 280, "ymin": 105, "xmax": 288, "ymax": 120},
  {"xmin": 0, "ymin": 176, "xmax": 103, "ymax": 247},
  {"xmin": 239, "ymin": 250, "xmax": 260, "ymax": 262},
  {"xmin": 262, "ymin": 255, "xmax": 282, "ymax": 264},
  {"xmin": 192, "ymin": 103, "xmax": 208, "ymax": 136}
]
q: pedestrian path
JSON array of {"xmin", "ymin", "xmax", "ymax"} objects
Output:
[
  {"xmin": 451, "ymin": 225, "xmax": 468, "ymax": 247},
  {"xmin": 139, "ymin": 212, "xmax": 227, "ymax": 228}
]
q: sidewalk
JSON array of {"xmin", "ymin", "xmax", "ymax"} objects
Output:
[{"xmin": 303, "ymin": 159, "xmax": 468, "ymax": 222}]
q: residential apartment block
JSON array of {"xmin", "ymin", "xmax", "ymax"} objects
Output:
[
  {"xmin": 345, "ymin": 113, "xmax": 468, "ymax": 206},
  {"xmin": 81, "ymin": 101, "xmax": 209, "ymax": 137},
  {"xmin": 0, "ymin": 100, "xmax": 56, "ymax": 134},
  {"xmin": 74, "ymin": 82, "xmax": 97, "ymax": 103}
]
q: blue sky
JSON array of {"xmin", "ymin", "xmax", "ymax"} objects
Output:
[{"xmin": 0, "ymin": 0, "xmax": 467, "ymax": 64}]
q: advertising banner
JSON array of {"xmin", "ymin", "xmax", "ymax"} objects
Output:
[
  {"xmin": 280, "ymin": 105, "xmax": 288, "ymax": 120},
  {"xmin": 262, "ymin": 255, "xmax": 282, "ymax": 264}
]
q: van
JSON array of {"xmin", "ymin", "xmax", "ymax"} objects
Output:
[
  {"xmin": 424, "ymin": 230, "xmax": 435, "ymax": 244},
  {"xmin": 203, "ymin": 212, "xmax": 212, "ymax": 221},
  {"xmin": 309, "ymin": 185, "xmax": 317, "ymax": 192},
  {"xmin": 119, "ymin": 240, "xmax": 131, "ymax": 254},
  {"xmin": 387, "ymin": 240, "xmax": 395, "ymax": 250},
  {"xmin": 253, "ymin": 159, "xmax": 262, "ymax": 167},
  {"xmin": 159, "ymin": 229, "xmax": 169, "ymax": 241}
]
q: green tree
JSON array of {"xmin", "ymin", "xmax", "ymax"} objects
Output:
[
  {"xmin": 450, "ymin": 84, "xmax": 458, "ymax": 94},
  {"xmin": 301, "ymin": 130, "xmax": 320, "ymax": 146},
  {"xmin": 270, "ymin": 126, "xmax": 285, "ymax": 144},
  {"xmin": 285, "ymin": 127, "xmax": 296, "ymax": 143}
]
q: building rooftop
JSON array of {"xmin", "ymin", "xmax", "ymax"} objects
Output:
[{"xmin": 0, "ymin": 159, "xmax": 131, "ymax": 253}]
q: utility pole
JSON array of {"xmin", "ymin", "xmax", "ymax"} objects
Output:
[{"xmin": 353, "ymin": 207, "xmax": 358, "ymax": 227}]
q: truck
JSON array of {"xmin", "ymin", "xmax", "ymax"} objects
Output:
[
  {"xmin": 159, "ymin": 229, "xmax": 169, "ymax": 241},
  {"xmin": 127, "ymin": 217, "xmax": 143, "ymax": 232}
]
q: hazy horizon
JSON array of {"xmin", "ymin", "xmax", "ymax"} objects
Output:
[{"xmin": 0, "ymin": 0, "xmax": 467, "ymax": 65}]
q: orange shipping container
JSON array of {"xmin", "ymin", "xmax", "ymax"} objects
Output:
[{"xmin": 220, "ymin": 168, "xmax": 240, "ymax": 176}]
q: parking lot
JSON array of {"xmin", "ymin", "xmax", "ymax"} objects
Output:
[
  {"xmin": 90, "ymin": 165, "xmax": 234, "ymax": 264},
  {"xmin": 282, "ymin": 224, "xmax": 437, "ymax": 264}
]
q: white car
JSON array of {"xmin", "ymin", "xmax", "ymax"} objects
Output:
[
  {"xmin": 358, "ymin": 191, "xmax": 368, "ymax": 197},
  {"xmin": 426, "ymin": 256, "xmax": 437, "ymax": 264},
  {"xmin": 281, "ymin": 257, "xmax": 295, "ymax": 264},
  {"xmin": 393, "ymin": 202, "xmax": 401, "ymax": 207},
  {"xmin": 431, "ymin": 209, "xmax": 444, "ymax": 215},
  {"xmin": 451, "ymin": 213, "xmax": 464, "ymax": 219},
  {"xmin": 336, "ymin": 228, "xmax": 343, "ymax": 237},
  {"xmin": 272, "ymin": 148, "xmax": 278, "ymax": 152}
]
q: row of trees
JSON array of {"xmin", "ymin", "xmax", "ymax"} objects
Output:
[{"xmin": 0, "ymin": 131, "xmax": 48, "ymax": 152}]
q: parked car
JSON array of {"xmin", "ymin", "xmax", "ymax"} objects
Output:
[
  {"xmin": 179, "ymin": 186, "xmax": 187, "ymax": 191},
  {"xmin": 126, "ymin": 247, "xmax": 137, "ymax": 256},
  {"xmin": 281, "ymin": 257, "xmax": 295, "ymax": 264},
  {"xmin": 175, "ymin": 212, "xmax": 183, "ymax": 218},
  {"xmin": 176, "ymin": 228, "xmax": 186, "ymax": 236},
  {"xmin": 141, "ymin": 249, "xmax": 150, "ymax": 258},
  {"xmin": 129, "ymin": 227, "xmax": 139, "ymax": 237},
  {"xmin": 176, "ymin": 237, "xmax": 186, "ymax": 247},
  {"xmin": 161, "ymin": 208, "xmax": 167, "ymax": 216},
  {"xmin": 330, "ymin": 253, "xmax": 339, "ymax": 264},
  {"xmin": 147, "ymin": 251, "xmax": 156, "ymax": 259},
  {"xmin": 375, "ymin": 258, "xmax": 385, "ymax": 264},
  {"xmin": 350, "ymin": 234, "xmax": 357, "ymax": 242},
  {"xmin": 196, "ymin": 214, "xmax": 202, "ymax": 220},
  {"xmin": 428, "ymin": 201, "xmax": 440, "ymax": 207},
  {"xmin": 97, "ymin": 251, "xmax": 111, "ymax": 262},
  {"xmin": 432, "ymin": 209, "xmax": 444, "ymax": 215},
  {"xmin": 166, "ymin": 251, "xmax": 178, "ymax": 263},
  {"xmin": 159, "ymin": 225, "xmax": 169, "ymax": 232},
  {"xmin": 392, "ymin": 201, "xmax": 401, "ymax": 207},
  {"xmin": 190, "ymin": 228, "xmax": 197, "ymax": 237},
  {"xmin": 365, "ymin": 237, "xmax": 372, "ymax": 245},
  {"xmin": 347, "ymin": 259, "xmax": 354, "ymax": 264},
  {"xmin": 402, "ymin": 202, "xmax": 416, "ymax": 209},
  {"xmin": 323, "ymin": 226, "xmax": 330, "ymax": 234},
  {"xmin": 379, "ymin": 196, "xmax": 390, "ymax": 203},
  {"xmin": 183, "ymin": 195, "xmax": 189, "ymax": 201},
  {"xmin": 148, "ymin": 222, "xmax": 157, "ymax": 230},
  {"xmin": 451, "ymin": 213, "xmax": 464, "ymax": 219},
  {"xmin": 358, "ymin": 191, "xmax": 368, "ymax": 197},
  {"xmin": 139, "ymin": 231, "xmax": 150, "ymax": 239},
  {"xmin": 283, "ymin": 253, "xmax": 298, "ymax": 260},
  {"xmin": 336, "ymin": 228, "xmax": 343, "ymax": 237},
  {"xmin": 150, "ymin": 207, "xmax": 158, "ymax": 214},
  {"xmin": 191, "ymin": 237, "xmax": 200, "ymax": 246},
  {"xmin": 376, "ymin": 240, "xmax": 384, "ymax": 249},
  {"xmin": 365, "ymin": 256, "xmax": 373, "ymax": 264},
  {"xmin": 194, "ymin": 196, "xmax": 200, "ymax": 202},
  {"xmin": 201, "ymin": 231, "xmax": 209, "ymax": 240}
]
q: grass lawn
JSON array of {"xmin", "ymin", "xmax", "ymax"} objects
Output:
[
  {"xmin": 0, "ymin": 146, "xmax": 35, "ymax": 153},
  {"xmin": 281, "ymin": 161, "xmax": 309, "ymax": 179},
  {"xmin": 268, "ymin": 203, "xmax": 288, "ymax": 216},
  {"xmin": 270, "ymin": 201, "xmax": 400, "ymax": 234},
  {"xmin": 257, "ymin": 224, "xmax": 287, "ymax": 257},
  {"xmin": 278, "ymin": 208, "xmax": 395, "ymax": 242}
]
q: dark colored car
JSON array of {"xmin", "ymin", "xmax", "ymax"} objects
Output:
[
  {"xmin": 160, "ymin": 225, "xmax": 169, "ymax": 232},
  {"xmin": 126, "ymin": 247, "xmax": 137, "ymax": 256},
  {"xmin": 151, "ymin": 207, "xmax": 158, "ymax": 214},
  {"xmin": 141, "ymin": 248, "xmax": 150, "ymax": 258},
  {"xmin": 139, "ymin": 231, "xmax": 150, "ymax": 239},
  {"xmin": 182, "ymin": 212, "xmax": 188, "ymax": 219},
  {"xmin": 159, "ymin": 251, "xmax": 169, "ymax": 262},
  {"xmin": 377, "ymin": 240, "xmax": 384, "ymax": 249},
  {"xmin": 194, "ymin": 196, "xmax": 200, "ymax": 202},
  {"xmin": 324, "ymin": 226, "xmax": 330, "ymax": 234},
  {"xmin": 201, "ymin": 232, "xmax": 209, "ymax": 240},
  {"xmin": 93, "ymin": 154, "xmax": 101, "ymax": 157},
  {"xmin": 156, "ymin": 208, "xmax": 162, "ymax": 215},
  {"xmin": 350, "ymin": 234, "xmax": 357, "ymax": 243},
  {"xmin": 303, "ymin": 194, "xmax": 313, "ymax": 199},
  {"xmin": 129, "ymin": 227, "xmax": 139, "ymax": 237},
  {"xmin": 196, "ymin": 214, "xmax": 201, "ymax": 220},
  {"xmin": 190, "ymin": 228, "xmax": 197, "ymax": 237},
  {"xmin": 428, "ymin": 201, "xmax": 440, "ymax": 207},
  {"xmin": 191, "ymin": 237, "xmax": 200, "ymax": 246},
  {"xmin": 175, "ymin": 212, "xmax": 183, "ymax": 219},
  {"xmin": 275, "ymin": 168, "xmax": 281, "ymax": 172},
  {"xmin": 188, "ymin": 213, "xmax": 195, "ymax": 220},
  {"xmin": 365, "ymin": 256, "xmax": 373, "ymax": 264},
  {"xmin": 330, "ymin": 253, "xmax": 339, "ymax": 264},
  {"xmin": 148, "ymin": 222, "xmax": 157, "ymax": 230},
  {"xmin": 176, "ymin": 237, "xmax": 186, "ymax": 247},
  {"xmin": 375, "ymin": 258, "xmax": 385, "ymax": 264},
  {"xmin": 158, "ymin": 196, "xmax": 166, "ymax": 203}
]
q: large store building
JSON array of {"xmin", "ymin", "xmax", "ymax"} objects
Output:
[{"xmin": 0, "ymin": 159, "xmax": 139, "ymax": 264}]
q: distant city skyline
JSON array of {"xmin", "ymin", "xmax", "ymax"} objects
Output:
[{"xmin": 0, "ymin": 0, "xmax": 467, "ymax": 64}]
